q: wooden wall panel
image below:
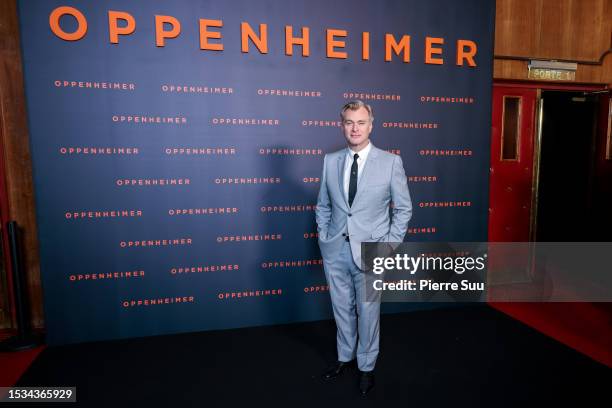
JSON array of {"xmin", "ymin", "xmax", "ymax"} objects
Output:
[
  {"xmin": 496, "ymin": 0, "xmax": 610, "ymax": 62},
  {"xmin": 495, "ymin": 0, "xmax": 612, "ymax": 84},
  {"xmin": 566, "ymin": 0, "xmax": 608, "ymax": 61},
  {"xmin": 495, "ymin": 0, "xmax": 542, "ymax": 58},
  {"xmin": 538, "ymin": 0, "xmax": 572, "ymax": 59},
  {"xmin": 0, "ymin": 0, "xmax": 43, "ymax": 329}
]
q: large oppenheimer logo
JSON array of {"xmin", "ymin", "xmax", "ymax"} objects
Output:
[{"xmin": 48, "ymin": 6, "xmax": 479, "ymax": 66}]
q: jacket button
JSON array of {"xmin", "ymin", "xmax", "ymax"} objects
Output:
[{"xmin": 348, "ymin": 213, "xmax": 352, "ymax": 217}]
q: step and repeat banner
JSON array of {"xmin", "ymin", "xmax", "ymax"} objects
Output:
[{"xmin": 18, "ymin": 0, "xmax": 494, "ymax": 345}]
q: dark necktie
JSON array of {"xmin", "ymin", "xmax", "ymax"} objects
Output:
[{"xmin": 348, "ymin": 153, "xmax": 359, "ymax": 207}]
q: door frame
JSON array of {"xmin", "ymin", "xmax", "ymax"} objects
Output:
[{"xmin": 493, "ymin": 80, "xmax": 609, "ymax": 241}]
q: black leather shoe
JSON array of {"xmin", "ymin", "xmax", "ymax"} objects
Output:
[
  {"xmin": 359, "ymin": 371, "xmax": 375, "ymax": 395},
  {"xmin": 321, "ymin": 360, "xmax": 354, "ymax": 380}
]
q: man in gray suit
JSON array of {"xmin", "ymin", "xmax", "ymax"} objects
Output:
[{"xmin": 316, "ymin": 100, "xmax": 412, "ymax": 395}]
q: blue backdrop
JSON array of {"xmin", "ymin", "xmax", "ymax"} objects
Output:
[{"xmin": 18, "ymin": 0, "xmax": 495, "ymax": 345}]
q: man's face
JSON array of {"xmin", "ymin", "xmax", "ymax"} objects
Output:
[{"xmin": 342, "ymin": 106, "xmax": 372, "ymax": 151}]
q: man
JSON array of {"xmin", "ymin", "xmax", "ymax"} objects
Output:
[{"xmin": 315, "ymin": 100, "xmax": 412, "ymax": 395}]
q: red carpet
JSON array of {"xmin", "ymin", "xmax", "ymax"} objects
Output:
[
  {"xmin": 490, "ymin": 302, "xmax": 612, "ymax": 367},
  {"xmin": 0, "ymin": 332, "xmax": 46, "ymax": 387}
]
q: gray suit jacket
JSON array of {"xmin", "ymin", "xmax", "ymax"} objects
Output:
[{"xmin": 315, "ymin": 144, "xmax": 412, "ymax": 268}]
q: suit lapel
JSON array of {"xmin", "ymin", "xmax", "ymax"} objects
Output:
[
  {"xmin": 337, "ymin": 150, "xmax": 349, "ymax": 208},
  {"xmin": 352, "ymin": 145, "xmax": 378, "ymax": 206}
]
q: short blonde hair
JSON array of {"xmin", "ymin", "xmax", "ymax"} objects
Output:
[{"xmin": 340, "ymin": 100, "xmax": 374, "ymax": 122}]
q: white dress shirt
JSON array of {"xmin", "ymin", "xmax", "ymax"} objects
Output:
[{"xmin": 343, "ymin": 141, "xmax": 372, "ymax": 203}]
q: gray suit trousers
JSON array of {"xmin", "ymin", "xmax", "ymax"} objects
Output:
[{"xmin": 324, "ymin": 240, "xmax": 380, "ymax": 372}]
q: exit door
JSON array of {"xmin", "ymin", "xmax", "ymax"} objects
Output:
[{"xmin": 489, "ymin": 86, "xmax": 537, "ymax": 242}]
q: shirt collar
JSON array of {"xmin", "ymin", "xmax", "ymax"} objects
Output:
[{"xmin": 347, "ymin": 141, "xmax": 372, "ymax": 162}]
